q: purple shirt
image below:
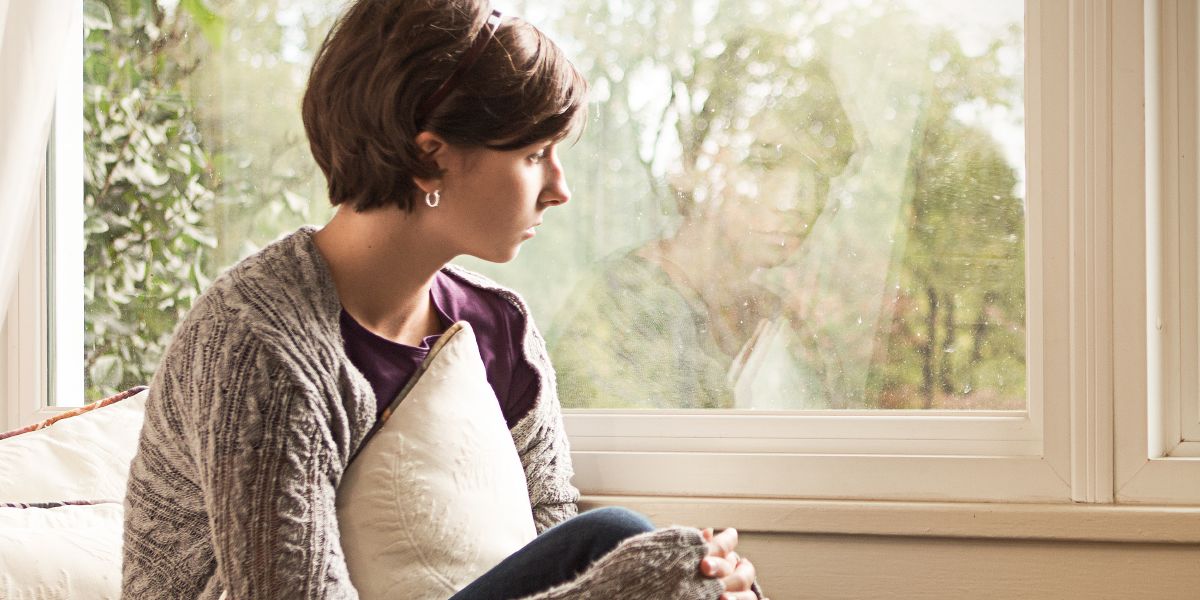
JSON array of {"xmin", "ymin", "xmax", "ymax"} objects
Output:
[{"xmin": 339, "ymin": 269, "xmax": 539, "ymax": 428}]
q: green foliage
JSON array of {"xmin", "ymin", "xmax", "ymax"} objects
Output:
[
  {"xmin": 83, "ymin": 0, "xmax": 220, "ymax": 399},
  {"xmin": 83, "ymin": 0, "xmax": 334, "ymax": 399},
  {"xmin": 174, "ymin": 0, "xmax": 334, "ymax": 270},
  {"xmin": 865, "ymin": 26, "xmax": 1026, "ymax": 409},
  {"xmin": 179, "ymin": 0, "xmax": 225, "ymax": 49}
]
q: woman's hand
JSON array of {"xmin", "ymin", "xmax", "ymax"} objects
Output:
[{"xmin": 698, "ymin": 528, "xmax": 766, "ymax": 600}]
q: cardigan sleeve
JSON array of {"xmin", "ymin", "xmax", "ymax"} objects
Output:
[
  {"xmin": 197, "ymin": 335, "xmax": 360, "ymax": 599},
  {"xmin": 511, "ymin": 319, "xmax": 581, "ymax": 532},
  {"xmin": 518, "ymin": 409, "xmax": 579, "ymax": 532},
  {"xmin": 517, "ymin": 527, "xmax": 725, "ymax": 600},
  {"xmin": 122, "ymin": 308, "xmax": 361, "ymax": 600}
]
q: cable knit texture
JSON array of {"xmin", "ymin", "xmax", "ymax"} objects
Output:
[{"xmin": 121, "ymin": 226, "xmax": 723, "ymax": 600}]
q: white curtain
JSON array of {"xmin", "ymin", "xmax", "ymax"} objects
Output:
[{"xmin": 0, "ymin": 0, "xmax": 77, "ymax": 319}]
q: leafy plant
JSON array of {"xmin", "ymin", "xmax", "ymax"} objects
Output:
[{"xmin": 83, "ymin": 0, "xmax": 223, "ymax": 399}]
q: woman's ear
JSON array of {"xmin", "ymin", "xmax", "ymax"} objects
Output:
[
  {"xmin": 414, "ymin": 131, "xmax": 445, "ymax": 160},
  {"xmin": 413, "ymin": 131, "xmax": 447, "ymax": 194}
]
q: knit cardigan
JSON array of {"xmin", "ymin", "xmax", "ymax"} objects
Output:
[{"xmin": 121, "ymin": 226, "xmax": 724, "ymax": 600}]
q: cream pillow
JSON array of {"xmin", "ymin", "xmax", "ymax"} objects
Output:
[
  {"xmin": 0, "ymin": 502, "xmax": 124, "ymax": 599},
  {"xmin": 336, "ymin": 321, "xmax": 538, "ymax": 600},
  {"xmin": 0, "ymin": 388, "xmax": 148, "ymax": 503}
]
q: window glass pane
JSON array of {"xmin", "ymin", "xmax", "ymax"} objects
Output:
[
  {"xmin": 82, "ymin": 0, "xmax": 338, "ymax": 399},
  {"xmin": 465, "ymin": 0, "xmax": 1027, "ymax": 410},
  {"xmin": 82, "ymin": 0, "xmax": 1025, "ymax": 412}
]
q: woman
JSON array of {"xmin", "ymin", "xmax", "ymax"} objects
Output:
[{"xmin": 121, "ymin": 1, "xmax": 761, "ymax": 599}]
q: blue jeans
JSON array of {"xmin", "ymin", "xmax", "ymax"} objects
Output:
[{"xmin": 448, "ymin": 507, "xmax": 656, "ymax": 600}]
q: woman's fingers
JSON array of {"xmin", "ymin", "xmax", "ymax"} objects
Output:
[
  {"xmin": 721, "ymin": 557, "xmax": 756, "ymax": 592},
  {"xmin": 700, "ymin": 556, "xmax": 734, "ymax": 578},
  {"xmin": 708, "ymin": 527, "xmax": 739, "ymax": 557},
  {"xmin": 701, "ymin": 527, "xmax": 750, "ymax": 592},
  {"xmin": 719, "ymin": 593, "xmax": 758, "ymax": 600},
  {"xmin": 703, "ymin": 551, "xmax": 760, "ymax": 600}
]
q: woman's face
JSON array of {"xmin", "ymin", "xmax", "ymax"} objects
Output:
[
  {"xmin": 718, "ymin": 161, "xmax": 828, "ymax": 270},
  {"xmin": 425, "ymin": 138, "xmax": 571, "ymax": 263}
]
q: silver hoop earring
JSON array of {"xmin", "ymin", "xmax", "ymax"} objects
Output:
[{"xmin": 425, "ymin": 190, "xmax": 441, "ymax": 208}]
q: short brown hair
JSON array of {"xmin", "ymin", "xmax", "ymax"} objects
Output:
[{"xmin": 301, "ymin": 0, "xmax": 588, "ymax": 212}]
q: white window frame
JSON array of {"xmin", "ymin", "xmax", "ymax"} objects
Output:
[
  {"xmin": 1116, "ymin": 0, "xmax": 1200, "ymax": 503},
  {"xmin": 1182, "ymin": 0, "xmax": 1200, "ymax": 448},
  {"xmin": 3, "ymin": 179, "xmax": 50, "ymax": 432},
  {"xmin": 50, "ymin": 1, "xmax": 86, "ymax": 413},
  {"xmin": 2, "ymin": 0, "xmax": 84, "ymax": 433},
  {"xmin": 8, "ymin": 0, "xmax": 1197, "ymax": 506},
  {"xmin": 1151, "ymin": 0, "xmax": 1200, "ymax": 451},
  {"xmin": 566, "ymin": 0, "xmax": 1124, "ymax": 503}
]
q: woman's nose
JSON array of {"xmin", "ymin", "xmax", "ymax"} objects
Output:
[{"xmin": 541, "ymin": 156, "xmax": 571, "ymax": 207}]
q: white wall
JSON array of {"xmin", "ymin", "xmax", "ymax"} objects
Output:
[
  {"xmin": 583, "ymin": 496, "xmax": 1200, "ymax": 599},
  {"xmin": 739, "ymin": 533, "xmax": 1199, "ymax": 599},
  {"xmin": 1, "ymin": 217, "xmax": 48, "ymax": 433}
]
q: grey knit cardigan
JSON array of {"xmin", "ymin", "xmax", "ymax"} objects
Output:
[{"xmin": 121, "ymin": 227, "xmax": 723, "ymax": 600}]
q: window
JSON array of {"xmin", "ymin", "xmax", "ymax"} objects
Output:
[
  {"xmin": 1115, "ymin": 0, "xmax": 1200, "ymax": 503},
  {"xmin": 464, "ymin": 1, "xmax": 1027, "ymax": 415},
  {"xmin": 67, "ymin": 0, "xmax": 1047, "ymax": 499},
  {"xmin": 78, "ymin": 0, "xmax": 339, "ymax": 401},
  {"xmin": 535, "ymin": 0, "xmax": 1051, "ymax": 499},
  {"xmin": 1156, "ymin": 0, "xmax": 1200, "ymax": 453},
  {"xmin": 7, "ymin": 0, "xmax": 1196, "ymax": 504}
]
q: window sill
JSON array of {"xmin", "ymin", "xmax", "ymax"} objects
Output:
[{"xmin": 579, "ymin": 495, "xmax": 1200, "ymax": 544}]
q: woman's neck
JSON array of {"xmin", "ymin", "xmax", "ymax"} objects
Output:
[{"xmin": 313, "ymin": 204, "xmax": 451, "ymax": 345}]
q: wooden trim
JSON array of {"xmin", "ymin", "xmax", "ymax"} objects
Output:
[
  {"xmin": 1066, "ymin": 0, "xmax": 1117, "ymax": 504},
  {"xmin": 3, "ymin": 153, "xmax": 58, "ymax": 431},
  {"xmin": 4, "ymin": 180, "xmax": 46, "ymax": 430},
  {"xmin": 1032, "ymin": 0, "xmax": 1075, "ymax": 486},
  {"xmin": 571, "ymin": 452, "xmax": 1070, "ymax": 502},
  {"xmin": 48, "ymin": 5, "xmax": 85, "ymax": 410},
  {"xmin": 581, "ymin": 495, "xmax": 1200, "ymax": 544},
  {"xmin": 1175, "ymin": 0, "xmax": 1200, "ymax": 443},
  {"xmin": 1115, "ymin": 0, "xmax": 1200, "ymax": 503}
]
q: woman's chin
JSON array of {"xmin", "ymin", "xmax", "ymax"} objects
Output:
[{"xmin": 467, "ymin": 245, "xmax": 521, "ymax": 264}]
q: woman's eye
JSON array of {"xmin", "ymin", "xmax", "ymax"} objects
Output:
[{"xmin": 529, "ymin": 150, "xmax": 547, "ymax": 163}]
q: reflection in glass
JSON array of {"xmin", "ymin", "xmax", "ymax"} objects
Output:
[
  {"xmin": 477, "ymin": 0, "xmax": 1026, "ymax": 411},
  {"xmin": 82, "ymin": 0, "xmax": 1025, "ymax": 411}
]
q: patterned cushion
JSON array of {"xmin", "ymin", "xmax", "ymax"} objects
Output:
[
  {"xmin": 0, "ymin": 502, "xmax": 124, "ymax": 599},
  {"xmin": 0, "ymin": 387, "xmax": 147, "ymax": 599},
  {"xmin": 336, "ymin": 321, "xmax": 537, "ymax": 600},
  {"xmin": 0, "ymin": 387, "xmax": 148, "ymax": 503},
  {"xmin": 0, "ymin": 385, "xmax": 146, "ymax": 441}
]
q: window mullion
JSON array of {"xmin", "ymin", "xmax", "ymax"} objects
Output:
[
  {"xmin": 49, "ymin": 2, "xmax": 86, "ymax": 410},
  {"xmin": 1176, "ymin": 0, "xmax": 1200, "ymax": 445},
  {"xmin": 4, "ymin": 172, "xmax": 51, "ymax": 430},
  {"xmin": 1065, "ymin": 0, "xmax": 1118, "ymax": 504}
]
